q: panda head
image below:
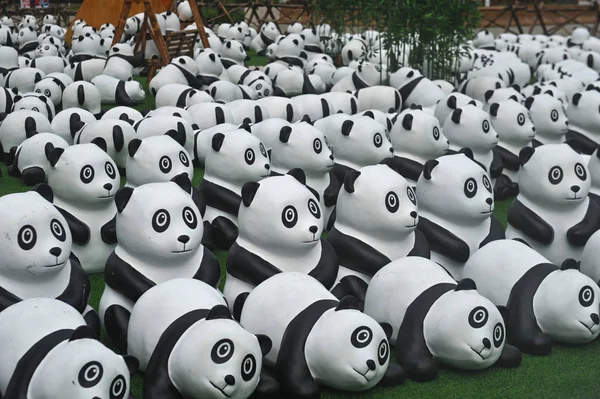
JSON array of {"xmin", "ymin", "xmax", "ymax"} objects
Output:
[
  {"xmin": 489, "ymin": 100, "xmax": 536, "ymax": 146},
  {"xmin": 416, "ymin": 153, "xmax": 494, "ymax": 222},
  {"xmin": 171, "ymin": 305, "xmax": 270, "ymax": 399},
  {"xmin": 336, "ymin": 164, "xmax": 418, "ymax": 238},
  {"xmin": 248, "ymin": 79, "xmax": 272, "ymax": 99},
  {"xmin": 115, "ymin": 176, "xmax": 202, "ymax": 259},
  {"xmin": 518, "ymin": 144, "xmax": 590, "ymax": 205},
  {"xmin": 15, "ymin": 93, "xmax": 54, "ymax": 121},
  {"xmin": 238, "ymin": 174, "xmax": 323, "ymax": 249},
  {"xmin": 205, "ymin": 129, "xmax": 270, "ymax": 186},
  {"xmin": 172, "ymin": 56, "xmax": 200, "ymax": 75},
  {"xmin": 443, "ymin": 104, "xmax": 498, "ymax": 152},
  {"xmin": 391, "ymin": 108, "xmax": 449, "ymax": 159},
  {"xmin": 425, "ymin": 279, "xmax": 506, "ymax": 369},
  {"xmin": 434, "ymin": 93, "xmax": 481, "ymax": 125},
  {"xmin": 334, "ymin": 116, "xmax": 393, "ymax": 168},
  {"xmin": 0, "ymin": 188, "xmax": 72, "ymax": 275},
  {"xmin": 36, "ymin": 43, "xmax": 58, "ymax": 57},
  {"xmin": 124, "ymin": 15, "xmax": 141, "ymax": 35},
  {"xmin": 46, "ymin": 141, "xmax": 120, "ymax": 204},
  {"xmin": 356, "ymin": 61, "xmax": 385, "ymax": 86},
  {"xmin": 17, "ymin": 26, "xmax": 37, "ymax": 45},
  {"xmin": 195, "ymin": 48, "xmax": 223, "ymax": 77},
  {"xmin": 109, "ymin": 43, "xmax": 134, "ymax": 58},
  {"xmin": 270, "ymin": 122, "xmax": 333, "ymax": 175},
  {"xmin": 72, "ymin": 34, "xmax": 100, "ymax": 56},
  {"xmin": 222, "ymin": 40, "xmax": 248, "ymax": 63},
  {"xmin": 568, "ymin": 89, "xmax": 600, "ymax": 133},
  {"xmin": 390, "ymin": 67, "xmax": 422, "ymax": 89},
  {"xmin": 262, "ymin": 21, "xmax": 280, "ymax": 40},
  {"xmin": 306, "ymin": 297, "xmax": 390, "ymax": 391}
]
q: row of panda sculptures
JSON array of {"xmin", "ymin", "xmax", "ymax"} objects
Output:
[{"xmin": 3, "ymin": 8, "xmax": 600, "ymax": 398}]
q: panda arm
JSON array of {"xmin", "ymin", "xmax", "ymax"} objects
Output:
[
  {"xmin": 176, "ymin": 66, "xmax": 204, "ymax": 90},
  {"xmin": 494, "ymin": 146, "xmax": 520, "ymax": 172},
  {"xmin": 407, "ymin": 229, "xmax": 431, "ymax": 258},
  {"xmin": 327, "ymin": 228, "xmax": 390, "ymax": 277},
  {"xmin": 227, "ymin": 243, "xmax": 282, "ymax": 286},
  {"xmin": 490, "ymin": 150, "xmax": 503, "ymax": 179},
  {"xmin": 323, "ymin": 172, "xmax": 341, "ymax": 207},
  {"xmin": 0, "ymin": 285, "xmax": 22, "ymax": 312},
  {"xmin": 192, "ymin": 247, "xmax": 221, "ymax": 288},
  {"xmin": 100, "ymin": 216, "xmax": 117, "ymax": 244},
  {"xmin": 55, "ymin": 254, "xmax": 91, "ymax": 314},
  {"xmin": 507, "ymin": 199, "xmax": 554, "ymax": 245},
  {"xmin": 565, "ymin": 130, "xmax": 598, "ymax": 155},
  {"xmin": 55, "ymin": 207, "xmax": 91, "ymax": 245},
  {"xmin": 104, "ymin": 252, "xmax": 156, "ymax": 302},
  {"xmin": 566, "ymin": 199, "xmax": 600, "ymax": 247},
  {"xmin": 480, "ymin": 216, "xmax": 506, "ymax": 248},
  {"xmin": 416, "ymin": 217, "xmax": 470, "ymax": 263},
  {"xmin": 308, "ymin": 239, "xmax": 340, "ymax": 290}
]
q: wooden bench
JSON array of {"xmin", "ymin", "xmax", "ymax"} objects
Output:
[{"xmin": 147, "ymin": 29, "xmax": 200, "ymax": 81}]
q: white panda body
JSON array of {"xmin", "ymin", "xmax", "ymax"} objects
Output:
[
  {"xmin": 30, "ymin": 56, "xmax": 66, "ymax": 75},
  {"xmin": 12, "ymin": 133, "xmax": 68, "ymax": 184},
  {"xmin": 50, "ymin": 108, "xmax": 97, "ymax": 145},
  {"xmin": 91, "ymin": 74, "xmax": 146, "ymax": 106},
  {"xmin": 4, "ymin": 67, "xmax": 45, "ymax": 93},
  {"xmin": 75, "ymin": 119, "xmax": 136, "ymax": 169},
  {"xmin": 155, "ymin": 84, "xmax": 213, "ymax": 109},
  {"xmin": 193, "ymin": 123, "xmax": 238, "ymax": 165},
  {"xmin": 0, "ymin": 110, "xmax": 52, "ymax": 165},
  {"xmin": 225, "ymin": 99, "xmax": 270, "ymax": 125},
  {"xmin": 290, "ymin": 94, "xmax": 335, "ymax": 121},
  {"xmin": 355, "ymin": 86, "xmax": 402, "ymax": 113},
  {"xmin": 255, "ymin": 96, "xmax": 299, "ymax": 122},
  {"xmin": 390, "ymin": 68, "xmax": 444, "ymax": 109},
  {"xmin": 149, "ymin": 57, "xmax": 200, "ymax": 97},
  {"xmin": 134, "ymin": 116, "xmax": 195, "ymax": 155},
  {"xmin": 62, "ymin": 81, "xmax": 102, "ymax": 117}
]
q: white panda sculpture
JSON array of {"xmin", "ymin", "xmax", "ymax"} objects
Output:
[
  {"xmin": 390, "ymin": 67, "xmax": 445, "ymax": 109},
  {"xmin": 525, "ymin": 94, "xmax": 568, "ymax": 147},
  {"xmin": 331, "ymin": 61, "xmax": 385, "ymax": 93},
  {"xmin": 192, "ymin": 123, "xmax": 239, "ymax": 166},
  {"xmin": 505, "ymin": 144, "xmax": 600, "ymax": 265},
  {"xmin": 50, "ymin": 109, "xmax": 97, "ymax": 145},
  {"xmin": 239, "ymin": 272, "xmax": 405, "ymax": 398},
  {"xmin": 149, "ymin": 56, "xmax": 203, "ymax": 97},
  {"xmin": 434, "ymin": 93, "xmax": 480, "ymax": 125},
  {"xmin": 101, "ymin": 107, "xmax": 144, "ymax": 123},
  {"xmin": 224, "ymin": 173, "xmax": 339, "ymax": 309},
  {"xmin": 8, "ymin": 132, "xmax": 68, "ymax": 185},
  {"xmin": 320, "ymin": 92, "xmax": 359, "ymax": 115},
  {"xmin": 0, "ymin": 110, "xmax": 52, "ymax": 166},
  {"xmin": 73, "ymin": 119, "xmax": 136, "ymax": 171},
  {"xmin": 364, "ymin": 257, "xmax": 521, "ymax": 382},
  {"xmin": 0, "ymin": 298, "xmax": 137, "ymax": 399},
  {"xmin": 225, "ymin": 99, "xmax": 270, "ymax": 125},
  {"xmin": 34, "ymin": 74, "xmax": 73, "ymax": 108},
  {"xmin": 134, "ymin": 115, "xmax": 195, "ymax": 156},
  {"xmin": 103, "ymin": 44, "xmax": 144, "ymax": 81},
  {"xmin": 354, "ymin": 85, "xmax": 402, "ymax": 114},
  {"xmin": 99, "ymin": 176, "xmax": 220, "ymax": 353},
  {"xmin": 255, "ymin": 96, "xmax": 300, "ymax": 122},
  {"xmin": 45, "ymin": 140, "xmax": 120, "ymax": 273},
  {"xmin": 290, "ymin": 94, "xmax": 335, "ymax": 121},
  {"xmin": 327, "ymin": 164, "xmax": 430, "ymax": 302},
  {"xmin": 416, "ymin": 153, "xmax": 505, "ymax": 279},
  {"xmin": 62, "ymin": 81, "xmax": 102, "ymax": 117},
  {"xmin": 127, "ymin": 278, "xmax": 273, "ymax": 398},
  {"xmin": 566, "ymin": 89, "xmax": 600, "ymax": 157},
  {"xmin": 14, "ymin": 93, "xmax": 56, "ymax": 122},
  {"xmin": 155, "ymin": 84, "xmax": 213, "ymax": 109},
  {"xmin": 91, "ymin": 74, "xmax": 146, "ymax": 106},
  {"xmin": 464, "ymin": 239, "xmax": 600, "ymax": 354},
  {"xmin": 588, "ymin": 147, "xmax": 600, "ymax": 205}
]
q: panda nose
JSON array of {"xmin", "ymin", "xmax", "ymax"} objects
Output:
[
  {"xmin": 591, "ymin": 313, "xmax": 599, "ymax": 324},
  {"xmin": 410, "ymin": 211, "xmax": 417, "ymax": 218},
  {"xmin": 178, "ymin": 235, "xmax": 189, "ymax": 244},
  {"xmin": 532, "ymin": 126, "xmax": 536, "ymax": 132},
  {"xmin": 49, "ymin": 247, "xmax": 62, "ymax": 257},
  {"xmin": 482, "ymin": 338, "xmax": 491, "ymax": 349},
  {"xmin": 571, "ymin": 185, "xmax": 580, "ymax": 193},
  {"xmin": 366, "ymin": 359, "xmax": 376, "ymax": 371},
  {"xmin": 225, "ymin": 374, "xmax": 235, "ymax": 386},
  {"xmin": 485, "ymin": 198, "xmax": 493, "ymax": 205},
  {"xmin": 329, "ymin": 154, "xmax": 334, "ymax": 160},
  {"xmin": 103, "ymin": 183, "xmax": 113, "ymax": 191},
  {"xmin": 309, "ymin": 225, "xmax": 318, "ymax": 234},
  {"xmin": 264, "ymin": 164, "xmax": 270, "ymax": 170},
  {"xmin": 389, "ymin": 147, "xmax": 394, "ymax": 153},
  {"xmin": 565, "ymin": 120, "xmax": 569, "ymax": 126}
]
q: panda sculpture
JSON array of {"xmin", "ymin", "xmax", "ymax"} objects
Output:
[
  {"xmin": 34, "ymin": 74, "xmax": 73, "ymax": 109},
  {"xmin": 225, "ymin": 99, "xmax": 270, "ymax": 125},
  {"xmin": 8, "ymin": 133, "xmax": 68, "ymax": 185},
  {"xmin": 290, "ymin": 94, "xmax": 335, "ymax": 121},
  {"xmin": 45, "ymin": 140, "xmax": 120, "ymax": 273},
  {"xmin": 187, "ymin": 102, "xmax": 233, "ymax": 131},
  {"xmin": 103, "ymin": 44, "xmax": 144, "ymax": 82},
  {"xmin": 247, "ymin": 118, "xmax": 291, "ymax": 151},
  {"xmin": 525, "ymin": 94, "xmax": 569, "ymax": 147},
  {"xmin": 145, "ymin": 106, "xmax": 194, "ymax": 123},
  {"xmin": 155, "ymin": 84, "xmax": 213, "ymax": 109},
  {"xmin": 194, "ymin": 48, "xmax": 223, "ymax": 87},
  {"xmin": 566, "ymin": 90, "xmax": 600, "ymax": 156},
  {"xmin": 364, "ymin": 257, "xmax": 521, "ymax": 382},
  {"xmin": 416, "ymin": 153, "xmax": 505, "ymax": 279},
  {"xmin": 0, "ymin": 298, "xmax": 137, "ymax": 399},
  {"xmin": 62, "ymin": 81, "xmax": 102, "ymax": 118},
  {"xmin": 99, "ymin": 176, "xmax": 220, "ymax": 353},
  {"xmin": 193, "ymin": 123, "xmax": 239, "ymax": 167},
  {"xmin": 0, "ymin": 110, "xmax": 52, "ymax": 166},
  {"xmin": 149, "ymin": 56, "xmax": 203, "ymax": 97},
  {"xmin": 588, "ymin": 147, "xmax": 600, "ymax": 204},
  {"xmin": 328, "ymin": 164, "xmax": 430, "ymax": 303},
  {"xmin": 580, "ymin": 230, "xmax": 600, "ymax": 285},
  {"xmin": 255, "ymin": 97, "xmax": 300, "ymax": 122},
  {"xmin": 224, "ymin": 173, "xmax": 339, "ymax": 309},
  {"xmin": 127, "ymin": 278, "xmax": 273, "ymax": 399},
  {"xmin": 505, "ymin": 144, "xmax": 600, "ymax": 265},
  {"xmin": 101, "ymin": 107, "xmax": 144, "ymax": 124},
  {"xmin": 272, "ymin": 68, "xmax": 322, "ymax": 97},
  {"xmin": 390, "ymin": 67, "xmax": 445, "ymax": 109},
  {"xmin": 14, "ymin": 93, "xmax": 56, "ymax": 122},
  {"xmin": 354, "ymin": 85, "xmax": 402, "ymax": 114},
  {"xmin": 207, "ymin": 80, "xmax": 254, "ymax": 103},
  {"xmin": 134, "ymin": 115, "xmax": 195, "ymax": 156},
  {"xmin": 91, "ymin": 74, "xmax": 146, "ymax": 106},
  {"xmin": 434, "ymin": 93, "xmax": 480, "ymax": 125},
  {"xmin": 50, "ymin": 108, "xmax": 97, "ymax": 145},
  {"xmin": 331, "ymin": 61, "xmax": 385, "ymax": 93},
  {"xmin": 464, "ymin": 239, "xmax": 600, "ymax": 354}
]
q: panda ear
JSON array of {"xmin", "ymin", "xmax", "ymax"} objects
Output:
[
  {"xmin": 524, "ymin": 96, "xmax": 535, "ymax": 110},
  {"xmin": 402, "ymin": 113, "xmax": 413, "ymax": 131},
  {"xmin": 212, "ymin": 133, "xmax": 225, "ymax": 152},
  {"xmin": 446, "ymin": 95, "xmax": 457, "ymax": 109},
  {"xmin": 560, "ymin": 258, "xmax": 581, "ymax": 271},
  {"xmin": 171, "ymin": 173, "xmax": 193, "ymax": 195},
  {"xmin": 572, "ymin": 92, "xmax": 582, "ymax": 106},
  {"xmin": 343, "ymin": 170, "xmax": 361, "ymax": 193},
  {"xmin": 239, "ymin": 123, "xmax": 252, "ymax": 133},
  {"xmin": 31, "ymin": 183, "xmax": 54, "ymax": 203},
  {"xmin": 25, "ymin": 117, "xmax": 37, "ymax": 137},
  {"xmin": 46, "ymin": 147, "xmax": 64, "ymax": 167},
  {"xmin": 255, "ymin": 334, "xmax": 272, "ymax": 356},
  {"xmin": 112, "ymin": 125, "xmax": 124, "ymax": 152},
  {"xmin": 69, "ymin": 325, "xmax": 97, "ymax": 341},
  {"xmin": 519, "ymin": 146, "xmax": 535, "ymax": 166},
  {"xmin": 422, "ymin": 159, "xmax": 439, "ymax": 180},
  {"xmin": 455, "ymin": 278, "xmax": 477, "ymax": 291},
  {"xmin": 123, "ymin": 356, "xmax": 139, "ymax": 375},
  {"xmin": 241, "ymin": 181, "xmax": 260, "ymax": 207},
  {"xmin": 458, "ymin": 147, "xmax": 474, "ymax": 160},
  {"xmin": 279, "ymin": 125, "xmax": 292, "ymax": 143},
  {"xmin": 489, "ymin": 103, "xmax": 500, "ymax": 117},
  {"xmin": 165, "ymin": 128, "xmax": 186, "ymax": 147},
  {"xmin": 115, "ymin": 187, "xmax": 134, "ymax": 213},
  {"xmin": 128, "ymin": 138, "xmax": 142, "ymax": 158},
  {"xmin": 451, "ymin": 108, "xmax": 462, "ymax": 124},
  {"xmin": 335, "ymin": 295, "xmax": 360, "ymax": 311},
  {"xmin": 300, "ymin": 114, "xmax": 313, "ymax": 125},
  {"xmin": 206, "ymin": 304, "xmax": 233, "ymax": 320},
  {"xmin": 379, "ymin": 322, "xmax": 393, "ymax": 340},
  {"xmin": 496, "ymin": 305, "xmax": 510, "ymax": 326},
  {"xmin": 484, "ymin": 90, "xmax": 494, "ymax": 103},
  {"xmin": 341, "ymin": 120, "xmax": 353, "ymax": 136},
  {"xmin": 91, "ymin": 137, "xmax": 107, "ymax": 153},
  {"xmin": 287, "ymin": 168, "xmax": 306, "ymax": 185}
]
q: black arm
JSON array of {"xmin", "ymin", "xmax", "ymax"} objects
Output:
[
  {"xmin": 56, "ymin": 206, "xmax": 91, "ymax": 245},
  {"xmin": 417, "ymin": 217, "xmax": 470, "ymax": 263},
  {"xmin": 507, "ymin": 199, "xmax": 554, "ymax": 245}
]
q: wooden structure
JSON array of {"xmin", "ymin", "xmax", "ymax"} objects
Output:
[{"xmin": 147, "ymin": 29, "xmax": 199, "ymax": 80}]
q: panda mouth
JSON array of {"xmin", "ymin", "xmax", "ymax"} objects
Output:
[
  {"xmin": 171, "ymin": 249, "xmax": 192, "ymax": 254},
  {"xmin": 352, "ymin": 367, "xmax": 371, "ymax": 382},
  {"xmin": 470, "ymin": 346, "xmax": 488, "ymax": 360},
  {"xmin": 565, "ymin": 196, "xmax": 581, "ymax": 201},
  {"xmin": 302, "ymin": 239, "xmax": 319, "ymax": 244},
  {"xmin": 44, "ymin": 262, "xmax": 65, "ymax": 268},
  {"xmin": 209, "ymin": 382, "xmax": 231, "ymax": 398},
  {"xmin": 580, "ymin": 321, "xmax": 596, "ymax": 334},
  {"xmin": 98, "ymin": 194, "xmax": 115, "ymax": 198}
]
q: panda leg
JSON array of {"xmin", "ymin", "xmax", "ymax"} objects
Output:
[
  {"xmin": 212, "ymin": 216, "xmax": 239, "ymax": 250},
  {"xmin": 20, "ymin": 167, "xmax": 46, "ymax": 186},
  {"xmin": 495, "ymin": 343, "xmax": 522, "ymax": 368},
  {"xmin": 250, "ymin": 368, "xmax": 280, "ymax": 399},
  {"xmin": 83, "ymin": 305, "xmax": 101, "ymax": 338},
  {"xmin": 104, "ymin": 305, "xmax": 131, "ymax": 354},
  {"xmin": 201, "ymin": 220, "xmax": 217, "ymax": 252},
  {"xmin": 330, "ymin": 276, "xmax": 368, "ymax": 307}
]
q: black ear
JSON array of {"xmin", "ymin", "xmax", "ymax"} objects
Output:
[
  {"xmin": 241, "ymin": 181, "xmax": 260, "ymax": 207},
  {"xmin": 524, "ymin": 96, "xmax": 535, "ymax": 110},
  {"xmin": 279, "ymin": 125, "xmax": 292, "ymax": 143},
  {"xmin": 451, "ymin": 108, "xmax": 462, "ymax": 124},
  {"xmin": 77, "ymin": 85, "xmax": 85, "ymax": 105},
  {"xmin": 25, "ymin": 116, "xmax": 37, "ymax": 136},
  {"xmin": 458, "ymin": 147, "xmax": 475, "ymax": 161},
  {"xmin": 115, "ymin": 187, "xmax": 134, "ymax": 213},
  {"xmin": 489, "ymin": 102, "xmax": 500, "ymax": 117},
  {"xmin": 165, "ymin": 128, "xmax": 186, "ymax": 146},
  {"xmin": 287, "ymin": 168, "xmax": 306, "ymax": 185},
  {"xmin": 343, "ymin": 170, "xmax": 361, "ymax": 193},
  {"xmin": 91, "ymin": 137, "xmax": 107, "ymax": 152},
  {"xmin": 206, "ymin": 304, "xmax": 233, "ymax": 320},
  {"xmin": 484, "ymin": 90, "xmax": 494, "ymax": 102},
  {"xmin": 47, "ymin": 147, "xmax": 64, "ymax": 167},
  {"xmin": 69, "ymin": 325, "xmax": 97, "ymax": 341},
  {"xmin": 519, "ymin": 146, "xmax": 535, "ymax": 166},
  {"xmin": 335, "ymin": 295, "xmax": 360, "ymax": 311},
  {"xmin": 239, "ymin": 123, "xmax": 252, "ymax": 133},
  {"xmin": 447, "ymin": 95, "xmax": 457, "ymax": 109},
  {"xmin": 112, "ymin": 125, "xmax": 124, "ymax": 152},
  {"xmin": 212, "ymin": 133, "xmax": 225, "ymax": 152},
  {"xmin": 341, "ymin": 120, "xmax": 353, "ymax": 136},
  {"xmin": 256, "ymin": 334, "xmax": 272, "ymax": 356},
  {"xmin": 123, "ymin": 356, "xmax": 139, "ymax": 375},
  {"xmin": 455, "ymin": 278, "xmax": 477, "ymax": 291},
  {"xmin": 363, "ymin": 110, "xmax": 374, "ymax": 119},
  {"xmin": 496, "ymin": 305, "xmax": 510, "ymax": 326},
  {"xmin": 561, "ymin": 258, "xmax": 580, "ymax": 271},
  {"xmin": 402, "ymin": 113, "xmax": 413, "ymax": 130},
  {"xmin": 128, "ymin": 138, "xmax": 142, "ymax": 157},
  {"xmin": 379, "ymin": 322, "xmax": 393, "ymax": 340},
  {"xmin": 300, "ymin": 114, "xmax": 313, "ymax": 124},
  {"xmin": 422, "ymin": 159, "xmax": 439, "ymax": 180},
  {"xmin": 31, "ymin": 183, "xmax": 54, "ymax": 203},
  {"xmin": 572, "ymin": 92, "xmax": 582, "ymax": 106},
  {"xmin": 171, "ymin": 173, "xmax": 192, "ymax": 194}
]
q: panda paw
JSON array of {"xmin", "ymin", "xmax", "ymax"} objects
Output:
[
  {"xmin": 495, "ymin": 344, "xmax": 522, "ymax": 368},
  {"xmin": 521, "ymin": 333, "xmax": 552, "ymax": 356},
  {"xmin": 379, "ymin": 362, "xmax": 406, "ymax": 387},
  {"xmin": 21, "ymin": 167, "xmax": 45, "ymax": 186},
  {"xmin": 212, "ymin": 216, "xmax": 239, "ymax": 250},
  {"xmin": 407, "ymin": 358, "xmax": 438, "ymax": 382},
  {"xmin": 250, "ymin": 370, "xmax": 280, "ymax": 399}
]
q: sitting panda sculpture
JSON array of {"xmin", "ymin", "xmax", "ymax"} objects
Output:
[
  {"xmin": 526, "ymin": 94, "xmax": 569, "ymax": 147},
  {"xmin": 8, "ymin": 132, "xmax": 69, "ymax": 185},
  {"xmin": 364, "ymin": 257, "xmax": 522, "ymax": 382},
  {"xmin": 588, "ymin": 147, "xmax": 600, "ymax": 205},
  {"xmin": 416, "ymin": 152, "xmax": 505, "ymax": 279},
  {"xmin": 464, "ymin": 239, "xmax": 600, "ymax": 355},
  {"xmin": 506, "ymin": 144, "xmax": 600, "ymax": 265},
  {"xmin": 566, "ymin": 89, "xmax": 600, "ymax": 157},
  {"xmin": 240, "ymin": 272, "xmax": 405, "ymax": 398}
]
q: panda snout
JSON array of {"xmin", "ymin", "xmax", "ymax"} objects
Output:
[
  {"xmin": 482, "ymin": 337, "xmax": 491, "ymax": 349},
  {"xmin": 591, "ymin": 313, "xmax": 599, "ymax": 324},
  {"xmin": 225, "ymin": 374, "xmax": 236, "ymax": 385},
  {"xmin": 49, "ymin": 247, "xmax": 62, "ymax": 257},
  {"xmin": 178, "ymin": 235, "xmax": 190, "ymax": 244},
  {"xmin": 485, "ymin": 198, "xmax": 493, "ymax": 205},
  {"xmin": 309, "ymin": 225, "xmax": 318, "ymax": 234},
  {"xmin": 571, "ymin": 185, "xmax": 580, "ymax": 193},
  {"xmin": 389, "ymin": 147, "xmax": 394, "ymax": 154},
  {"xmin": 366, "ymin": 359, "xmax": 376, "ymax": 371},
  {"xmin": 103, "ymin": 183, "xmax": 113, "ymax": 191},
  {"xmin": 264, "ymin": 164, "xmax": 270, "ymax": 170}
]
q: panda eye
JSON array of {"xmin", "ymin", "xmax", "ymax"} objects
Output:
[
  {"xmin": 517, "ymin": 113, "xmax": 526, "ymax": 126},
  {"xmin": 579, "ymin": 285, "xmax": 595, "ymax": 307},
  {"xmin": 212, "ymin": 339, "xmax": 235, "ymax": 364},
  {"xmin": 377, "ymin": 339, "xmax": 389, "ymax": 366},
  {"xmin": 482, "ymin": 119, "xmax": 490, "ymax": 133},
  {"xmin": 264, "ymin": 89, "xmax": 270, "ymax": 96},
  {"xmin": 241, "ymin": 354, "xmax": 257, "ymax": 381},
  {"xmin": 18, "ymin": 225, "xmax": 37, "ymax": 250},
  {"xmin": 44, "ymin": 89, "xmax": 51, "ymax": 96},
  {"xmin": 548, "ymin": 166, "xmax": 563, "ymax": 185},
  {"xmin": 179, "ymin": 151, "xmax": 189, "ymax": 167},
  {"xmin": 50, "ymin": 219, "xmax": 66, "ymax": 242},
  {"xmin": 574, "ymin": 163, "xmax": 587, "ymax": 181},
  {"xmin": 308, "ymin": 198, "xmax": 321, "ymax": 219},
  {"xmin": 35, "ymin": 89, "xmax": 41, "ymax": 93},
  {"xmin": 32, "ymin": 107, "xmax": 39, "ymax": 112},
  {"xmin": 78, "ymin": 361, "xmax": 103, "ymax": 388},
  {"xmin": 468, "ymin": 306, "xmax": 489, "ymax": 328},
  {"xmin": 482, "ymin": 175, "xmax": 492, "ymax": 193},
  {"xmin": 110, "ymin": 375, "xmax": 127, "ymax": 399},
  {"xmin": 385, "ymin": 191, "xmax": 399, "ymax": 213},
  {"xmin": 313, "ymin": 138, "xmax": 322, "ymax": 154},
  {"xmin": 432, "ymin": 126, "xmax": 440, "ymax": 140},
  {"xmin": 493, "ymin": 322, "xmax": 504, "ymax": 348},
  {"xmin": 182, "ymin": 206, "xmax": 198, "ymax": 229},
  {"xmin": 373, "ymin": 133, "xmax": 383, "ymax": 148},
  {"xmin": 551, "ymin": 109, "xmax": 559, "ymax": 122},
  {"xmin": 406, "ymin": 187, "xmax": 417, "ymax": 205},
  {"xmin": 105, "ymin": 162, "xmax": 116, "ymax": 179},
  {"xmin": 80, "ymin": 165, "xmax": 95, "ymax": 184},
  {"xmin": 464, "ymin": 177, "xmax": 478, "ymax": 198},
  {"xmin": 256, "ymin": 83, "xmax": 262, "ymax": 90},
  {"xmin": 152, "ymin": 209, "xmax": 171, "ymax": 233},
  {"xmin": 159, "ymin": 156, "xmax": 172, "ymax": 174},
  {"xmin": 350, "ymin": 326, "xmax": 373, "ymax": 348},
  {"xmin": 281, "ymin": 205, "xmax": 298, "ymax": 228},
  {"xmin": 245, "ymin": 148, "xmax": 255, "ymax": 165}
]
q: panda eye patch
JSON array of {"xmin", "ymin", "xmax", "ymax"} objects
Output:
[
  {"xmin": 259, "ymin": 143, "xmax": 267, "ymax": 158},
  {"xmin": 18, "ymin": 225, "xmax": 37, "ymax": 250},
  {"xmin": 433, "ymin": 126, "xmax": 440, "ymax": 140},
  {"xmin": 482, "ymin": 175, "xmax": 492, "ymax": 193},
  {"xmin": 313, "ymin": 138, "xmax": 322, "ymax": 154},
  {"xmin": 159, "ymin": 156, "xmax": 172, "ymax": 174},
  {"xmin": 212, "ymin": 338, "xmax": 234, "ymax": 364},
  {"xmin": 182, "ymin": 206, "xmax": 198, "ymax": 229},
  {"xmin": 110, "ymin": 375, "xmax": 127, "ymax": 399},
  {"xmin": 482, "ymin": 119, "xmax": 490, "ymax": 133},
  {"xmin": 373, "ymin": 133, "xmax": 383, "ymax": 148},
  {"xmin": 548, "ymin": 166, "xmax": 563, "ymax": 185},
  {"xmin": 407, "ymin": 187, "xmax": 417, "ymax": 205},
  {"xmin": 464, "ymin": 178, "xmax": 478, "ymax": 198},
  {"xmin": 377, "ymin": 339, "xmax": 389, "ymax": 365},
  {"xmin": 493, "ymin": 322, "xmax": 504, "ymax": 348},
  {"xmin": 80, "ymin": 165, "xmax": 95, "ymax": 184},
  {"xmin": 579, "ymin": 286, "xmax": 595, "ymax": 307},
  {"xmin": 152, "ymin": 209, "xmax": 171, "ymax": 233},
  {"xmin": 245, "ymin": 148, "xmax": 255, "ymax": 165},
  {"xmin": 50, "ymin": 219, "xmax": 66, "ymax": 241},
  {"xmin": 308, "ymin": 198, "xmax": 321, "ymax": 219},
  {"xmin": 179, "ymin": 151, "xmax": 190, "ymax": 167},
  {"xmin": 468, "ymin": 306, "xmax": 489, "ymax": 328},
  {"xmin": 385, "ymin": 191, "xmax": 399, "ymax": 213},
  {"xmin": 574, "ymin": 163, "xmax": 587, "ymax": 181},
  {"xmin": 517, "ymin": 113, "xmax": 526, "ymax": 126},
  {"xmin": 78, "ymin": 361, "xmax": 103, "ymax": 388},
  {"xmin": 44, "ymin": 89, "xmax": 51, "ymax": 96},
  {"xmin": 105, "ymin": 162, "xmax": 116, "ymax": 179},
  {"xmin": 550, "ymin": 109, "xmax": 559, "ymax": 122},
  {"xmin": 241, "ymin": 354, "xmax": 257, "ymax": 381},
  {"xmin": 351, "ymin": 326, "xmax": 373, "ymax": 348},
  {"xmin": 281, "ymin": 205, "xmax": 298, "ymax": 228}
]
